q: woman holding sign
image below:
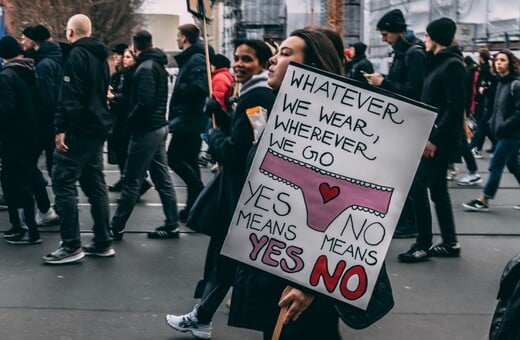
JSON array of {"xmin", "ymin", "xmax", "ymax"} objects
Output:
[
  {"xmin": 227, "ymin": 29, "xmax": 394, "ymax": 340},
  {"xmin": 165, "ymin": 39, "xmax": 275, "ymax": 339}
]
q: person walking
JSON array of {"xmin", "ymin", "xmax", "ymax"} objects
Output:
[
  {"xmin": 345, "ymin": 41, "xmax": 374, "ymax": 84},
  {"xmin": 463, "ymin": 50, "xmax": 520, "ymax": 212},
  {"xmin": 0, "ymin": 36, "xmax": 42, "ymax": 245},
  {"xmin": 167, "ymin": 23, "xmax": 210, "ymax": 222},
  {"xmin": 398, "ymin": 17, "xmax": 465, "ymax": 263},
  {"xmin": 363, "ymin": 9, "xmax": 428, "ymax": 239},
  {"xmin": 109, "ymin": 30, "xmax": 180, "ymax": 240},
  {"xmin": 165, "ymin": 39, "xmax": 275, "ymax": 339},
  {"xmin": 43, "ymin": 14, "xmax": 115, "ymax": 264}
]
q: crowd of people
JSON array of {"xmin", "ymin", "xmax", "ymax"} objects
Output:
[{"xmin": 0, "ymin": 8, "xmax": 519, "ymax": 340}]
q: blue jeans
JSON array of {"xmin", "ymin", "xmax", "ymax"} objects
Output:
[
  {"xmin": 111, "ymin": 126, "xmax": 179, "ymax": 230},
  {"xmin": 483, "ymin": 138, "xmax": 520, "ymax": 199},
  {"xmin": 52, "ymin": 135, "xmax": 111, "ymax": 249}
]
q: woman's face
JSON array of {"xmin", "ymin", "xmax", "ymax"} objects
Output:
[
  {"xmin": 123, "ymin": 50, "xmax": 136, "ymax": 68},
  {"xmin": 494, "ymin": 53, "xmax": 509, "ymax": 77},
  {"xmin": 233, "ymin": 44, "xmax": 264, "ymax": 84},
  {"xmin": 267, "ymin": 36, "xmax": 305, "ymax": 90}
]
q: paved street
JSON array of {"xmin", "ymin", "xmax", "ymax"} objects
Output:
[{"xmin": 0, "ymin": 150, "xmax": 518, "ymax": 340}]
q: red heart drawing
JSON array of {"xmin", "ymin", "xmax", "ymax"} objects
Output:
[{"xmin": 319, "ymin": 183, "xmax": 340, "ymax": 203}]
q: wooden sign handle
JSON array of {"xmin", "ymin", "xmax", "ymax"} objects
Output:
[{"xmin": 271, "ymin": 306, "xmax": 288, "ymax": 340}]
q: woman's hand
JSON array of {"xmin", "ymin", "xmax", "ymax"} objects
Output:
[{"xmin": 278, "ymin": 286, "xmax": 315, "ymax": 324}]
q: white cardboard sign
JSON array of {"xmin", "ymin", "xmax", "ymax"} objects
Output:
[{"xmin": 221, "ymin": 62, "xmax": 437, "ymax": 310}]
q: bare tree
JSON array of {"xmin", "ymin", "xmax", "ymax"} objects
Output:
[{"xmin": 4, "ymin": 0, "xmax": 145, "ymax": 48}]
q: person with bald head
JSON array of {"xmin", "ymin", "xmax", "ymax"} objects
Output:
[{"xmin": 43, "ymin": 14, "xmax": 115, "ymax": 264}]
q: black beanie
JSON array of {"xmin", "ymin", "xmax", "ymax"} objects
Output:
[
  {"xmin": 350, "ymin": 42, "xmax": 367, "ymax": 57},
  {"xmin": 112, "ymin": 43, "xmax": 128, "ymax": 55},
  {"xmin": 29, "ymin": 24, "xmax": 51, "ymax": 43},
  {"xmin": 0, "ymin": 36, "xmax": 22, "ymax": 59},
  {"xmin": 22, "ymin": 26, "xmax": 34, "ymax": 38},
  {"xmin": 426, "ymin": 17, "xmax": 456, "ymax": 46},
  {"xmin": 376, "ymin": 9, "xmax": 407, "ymax": 33},
  {"xmin": 211, "ymin": 54, "xmax": 230, "ymax": 69}
]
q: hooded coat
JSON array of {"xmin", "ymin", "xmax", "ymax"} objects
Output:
[
  {"xmin": 54, "ymin": 37, "xmax": 111, "ymax": 138},
  {"xmin": 488, "ymin": 72, "xmax": 520, "ymax": 140}
]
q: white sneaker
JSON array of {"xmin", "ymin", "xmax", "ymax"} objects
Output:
[
  {"xmin": 456, "ymin": 173, "xmax": 482, "ymax": 186},
  {"xmin": 513, "ymin": 205, "xmax": 520, "ymax": 211},
  {"xmin": 36, "ymin": 207, "xmax": 59, "ymax": 225},
  {"xmin": 165, "ymin": 305, "xmax": 212, "ymax": 339},
  {"xmin": 472, "ymin": 147, "xmax": 483, "ymax": 159}
]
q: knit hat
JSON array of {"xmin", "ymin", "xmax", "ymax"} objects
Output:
[
  {"xmin": 22, "ymin": 26, "xmax": 34, "ymax": 38},
  {"xmin": 0, "ymin": 36, "xmax": 22, "ymax": 59},
  {"xmin": 426, "ymin": 17, "xmax": 456, "ymax": 47},
  {"xmin": 376, "ymin": 9, "xmax": 407, "ymax": 32},
  {"xmin": 112, "ymin": 43, "xmax": 128, "ymax": 55},
  {"xmin": 350, "ymin": 42, "xmax": 367, "ymax": 57},
  {"xmin": 28, "ymin": 24, "xmax": 51, "ymax": 43},
  {"xmin": 211, "ymin": 54, "xmax": 230, "ymax": 68}
]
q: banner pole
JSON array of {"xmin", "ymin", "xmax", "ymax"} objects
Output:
[{"xmin": 271, "ymin": 306, "xmax": 288, "ymax": 340}]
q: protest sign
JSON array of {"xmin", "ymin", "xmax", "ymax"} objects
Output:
[{"xmin": 221, "ymin": 62, "xmax": 437, "ymax": 310}]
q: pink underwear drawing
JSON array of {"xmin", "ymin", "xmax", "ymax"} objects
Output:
[{"xmin": 259, "ymin": 149, "xmax": 394, "ymax": 232}]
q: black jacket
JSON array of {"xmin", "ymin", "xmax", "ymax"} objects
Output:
[
  {"xmin": 54, "ymin": 37, "xmax": 111, "ymax": 138},
  {"xmin": 422, "ymin": 46, "xmax": 465, "ymax": 155},
  {"xmin": 127, "ymin": 48, "xmax": 169, "ymax": 134},
  {"xmin": 110, "ymin": 66, "xmax": 135, "ymax": 134},
  {"xmin": 380, "ymin": 36, "xmax": 427, "ymax": 100},
  {"xmin": 0, "ymin": 58, "xmax": 38, "ymax": 149},
  {"xmin": 35, "ymin": 41, "xmax": 63, "ymax": 135},
  {"xmin": 346, "ymin": 54, "xmax": 374, "ymax": 84},
  {"xmin": 489, "ymin": 72, "xmax": 520, "ymax": 140},
  {"xmin": 168, "ymin": 43, "xmax": 210, "ymax": 134}
]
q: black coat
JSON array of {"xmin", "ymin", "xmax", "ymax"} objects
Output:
[
  {"xmin": 168, "ymin": 43, "xmax": 211, "ymax": 134},
  {"xmin": 0, "ymin": 58, "xmax": 38, "ymax": 151},
  {"xmin": 127, "ymin": 48, "xmax": 169, "ymax": 134},
  {"xmin": 489, "ymin": 73, "xmax": 520, "ymax": 140},
  {"xmin": 196, "ymin": 75, "xmax": 275, "ymax": 290},
  {"xmin": 54, "ymin": 37, "xmax": 111, "ymax": 138},
  {"xmin": 346, "ymin": 54, "xmax": 374, "ymax": 84},
  {"xmin": 422, "ymin": 45, "xmax": 466, "ymax": 158},
  {"xmin": 380, "ymin": 37, "xmax": 427, "ymax": 100},
  {"xmin": 34, "ymin": 41, "xmax": 63, "ymax": 135}
]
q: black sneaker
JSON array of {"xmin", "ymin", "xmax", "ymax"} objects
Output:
[
  {"xmin": 83, "ymin": 243, "xmax": 116, "ymax": 257},
  {"xmin": 178, "ymin": 208, "xmax": 189, "ymax": 223},
  {"xmin": 147, "ymin": 226, "xmax": 180, "ymax": 239},
  {"xmin": 110, "ymin": 228, "xmax": 125, "ymax": 241},
  {"xmin": 5, "ymin": 230, "xmax": 42, "ymax": 245},
  {"xmin": 462, "ymin": 198, "xmax": 489, "ymax": 211},
  {"xmin": 429, "ymin": 242, "xmax": 461, "ymax": 257},
  {"xmin": 3, "ymin": 226, "xmax": 22, "ymax": 239},
  {"xmin": 43, "ymin": 245, "xmax": 85, "ymax": 264},
  {"xmin": 398, "ymin": 244, "xmax": 430, "ymax": 263}
]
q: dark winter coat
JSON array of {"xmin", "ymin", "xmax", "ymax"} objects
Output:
[
  {"xmin": 196, "ymin": 73, "xmax": 274, "ymax": 290},
  {"xmin": 346, "ymin": 54, "xmax": 374, "ymax": 84},
  {"xmin": 0, "ymin": 58, "xmax": 38, "ymax": 150},
  {"xmin": 34, "ymin": 41, "xmax": 63, "ymax": 135},
  {"xmin": 110, "ymin": 66, "xmax": 135, "ymax": 135},
  {"xmin": 489, "ymin": 254, "xmax": 520, "ymax": 340},
  {"xmin": 380, "ymin": 36, "xmax": 427, "ymax": 100},
  {"xmin": 488, "ymin": 72, "xmax": 520, "ymax": 140},
  {"xmin": 422, "ymin": 45, "xmax": 465, "ymax": 159},
  {"xmin": 168, "ymin": 43, "xmax": 210, "ymax": 134},
  {"xmin": 127, "ymin": 48, "xmax": 169, "ymax": 134},
  {"xmin": 54, "ymin": 37, "xmax": 111, "ymax": 138}
]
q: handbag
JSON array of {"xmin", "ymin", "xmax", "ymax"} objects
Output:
[{"xmin": 186, "ymin": 172, "xmax": 221, "ymax": 236}]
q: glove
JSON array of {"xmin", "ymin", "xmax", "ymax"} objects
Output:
[{"xmin": 204, "ymin": 97, "xmax": 222, "ymax": 117}]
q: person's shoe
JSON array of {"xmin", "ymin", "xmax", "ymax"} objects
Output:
[
  {"xmin": 462, "ymin": 198, "xmax": 489, "ymax": 211},
  {"xmin": 514, "ymin": 204, "xmax": 520, "ymax": 211},
  {"xmin": 139, "ymin": 180, "xmax": 153, "ymax": 197},
  {"xmin": 83, "ymin": 243, "xmax": 116, "ymax": 257},
  {"xmin": 429, "ymin": 242, "xmax": 461, "ymax": 257},
  {"xmin": 36, "ymin": 207, "xmax": 60, "ymax": 226},
  {"xmin": 471, "ymin": 147, "xmax": 483, "ymax": 159},
  {"xmin": 110, "ymin": 227, "xmax": 125, "ymax": 241},
  {"xmin": 5, "ymin": 229, "xmax": 42, "ymax": 245},
  {"xmin": 446, "ymin": 167, "xmax": 458, "ymax": 181},
  {"xmin": 398, "ymin": 244, "xmax": 430, "ymax": 263},
  {"xmin": 393, "ymin": 226, "xmax": 418, "ymax": 239},
  {"xmin": 456, "ymin": 173, "xmax": 482, "ymax": 186},
  {"xmin": 165, "ymin": 305, "xmax": 212, "ymax": 339},
  {"xmin": 147, "ymin": 226, "xmax": 180, "ymax": 239},
  {"xmin": 42, "ymin": 245, "xmax": 85, "ymax": 264},
  {"xmin": 210, "ymin": 163, "xmax": 219, "ymax": 173},
  {"xmin": 108, "ymin": 180, "xmax": 123, "ymax": 192},
  {"xmin": 178, "ymin": 208, "xmax": 189, "ymax": 223},
  {"xmin": 3, "ymin": 226, "xmax": 22, "ymax": 239}
]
